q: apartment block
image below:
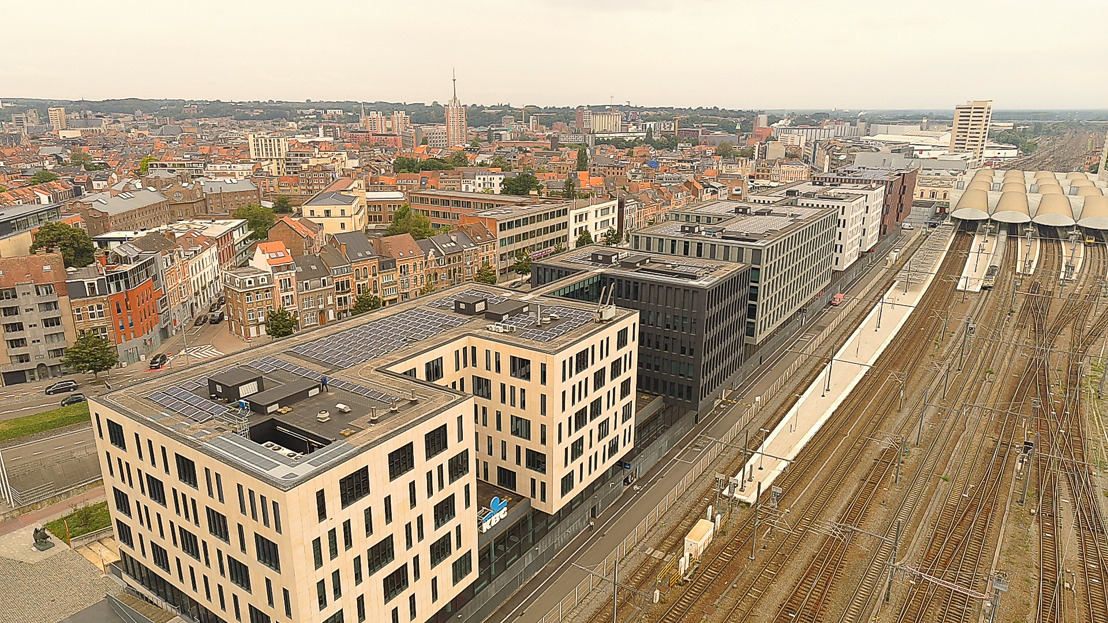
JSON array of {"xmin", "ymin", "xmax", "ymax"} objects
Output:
[
  {"xmin": 0, "ymin": 252, "xmax": 77, "ymax": 385},
  {"xmin": 631, "ymin": 200, "xmax": 836, "ymax": 345},
  {"xmin": 408, "ymin": 191, "xmax": 531, "ymax": 231},
  {"xmin": 458, "ymin": 203, "xmax": 571, "ymax": 273},
  {"xmin": 814, "ymin": 167, "xmax": 918, "ymax": 238},
  {"xmin": 92, "ymin": 284, "xmax": 636, "ymax": 623},
  {"xmin": 224, "ymin": 267, "xmax": 275, "ymax": 340},
  {"xmin": 949, "ymin": 100, "xmax": 993, "ymax": 162}
]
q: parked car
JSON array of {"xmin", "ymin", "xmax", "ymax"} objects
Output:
[
  {"xmin": 210, "ymin": 311, "xmax": 225, "ymax": 324},
  {"xmin": 45, "ymin": 380, "xmax": 78, "ymax": 395},
  {"xmin": 148, "ymin": 353, "xmax": 170, "ymax": 370},
  {"xmin": 61, "ymin": 393, "xmax": 87, "ymax": 407},
  {"xmin": 194, "ymin": 315, "xmax": 208, "ymax": 327},
  {"xmin": 217, "ymin": 295, "xmax": 226, "ymax": 306},
  {"xmin": 209, "ymin": 302, "xmax": 221, "ymax": 313}
]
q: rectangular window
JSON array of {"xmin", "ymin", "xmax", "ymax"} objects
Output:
[
  {"xmin": 424, "ymin": 424, "xmax": 448, "ymax": 460},
  {"xmin": 113, "ymin": 487, "xmax": 131, "ymax": 517},
  {"xmin": 452, "ymin": 551, "xmax": 472, "ymax": 585},
  {"xmin": 424, "ymin": 357, "xmax": 444, "ymax": 382},
  {"xmin": 175, "ymin": 454, "xmax": 198, "ymax": 488},
  {"xmin": 509, "ymin": 356, "xmax": 531, "ymax": 381},
  {"xmin": 496, "ymin": 466, "xmax": 517, "ymax": 491},
  {"xmin": 526, "ymin": 449, "xmax": 547, "ymax": 474},
  {"xmin": 382, "ymin": 564, "xmax": 409, "ymax": 604},
  {"xmin": 388, "ymin": 443, "xmax": 415, "ymax": 480},
  {"xmin": 147, "ymin": 475, "xmax": 167, "ymax": 506},
  {"xmin": 340, "ymin": 467, "xmax": 370, "ymax": 508},
  {"xmin": 227, "ymin": 555, "xmax": 251, "ymax": 591},
  {"xmin": 343, "ymin": 519, "xmax": 353, "ymax": 550},
  {"xmin": 151, "ymin": 542, "xmax": 170, "ymax": 572},
  {"xmin": 179, "ymin": 526, "xmax": 200, "ymax": 560},
  {"xmin": 249, "ymin": 606, "xmax": 271, "ymax": 623},
  {"xmin": 328, "ymin": 528, "xmax": 338, "ymax": 559},
  {"xmin": 255, "ymin": 533, "xmax": 281, "ymax": 572},
  {"xmin": 313, "ymin": 537, "xmax": 323, "ymax": 569},
  {"xmin": 510, "ymin": 416, "xmax": 531, "ymax": 440},
  {"xmin": 354, "ymin": 555, "xmax": 363, "ymax": 585},
  {"xmin": 429, "ymin": 533, "xmax": 452, "ymax": 568},
  {"xmin": 448, "ymin": 450, "xmax": 469, "ymax": 483},
  {"xmin": 368, "ymin": 535, "xmax": 395, "ymax": 575},
  {"xmin": 433, "ymin": 495, "xmax": 456, "ymax": 529},
  {"xmin": 107, "ymin": 420, "xmax": 126, "ymax": 450},
  {"xmin": 316, "ymin": 489, "xmax": 327, "ymax": 521},
  {"xmin": 116, "ymin": 520, "xmax": 133, "ymax": 548},
  {"xmin": 206, "ymin": 507, "xmax": 229, "ymax": 542},
  {"xmin": 561, "ymin": 471, "xmax": 575, "ymax": 496},
  {"xmin": 472, "ymin": 375, "xmax": 491, "ymax": 399}
]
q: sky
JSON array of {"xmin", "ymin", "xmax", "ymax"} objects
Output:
[{"xmin": 5, "ymin": 0, "xmax": 1106, "ymax": 110}]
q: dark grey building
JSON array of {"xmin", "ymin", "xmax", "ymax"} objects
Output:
[{"xmin": 533, "ymin": 246, "xmax": 750, "ymax": 414}]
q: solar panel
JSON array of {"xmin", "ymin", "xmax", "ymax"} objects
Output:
[
  {"xmin": 146, "ymin": 385, "xmax": 228, "ymax": 423},
  {"xmin": 426, "ymin": 288, "xmax": 507, "ymax": 310},
  {"xmin": 290, "ymin": 308, "xmax": 468, "ymax": 368}
]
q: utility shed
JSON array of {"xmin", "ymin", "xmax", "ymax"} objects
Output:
[
  {"xmin": 208, "ymin": 367, "xmax": 264, "ymax": 401},
  {"xmin": 246, "ymin": 379, "xmax": 320, "ymax": 414},
  {"xmin": 684, "ymin": 519, "xmax": 715, "ymax": 560}
]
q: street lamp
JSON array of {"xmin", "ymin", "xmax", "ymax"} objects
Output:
[{"xmin": 758, "ymin": 428, "xmax": 769, "ymax": 471}]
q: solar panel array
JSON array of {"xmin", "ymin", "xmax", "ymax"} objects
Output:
[
  {"xmin": 289, "ymin": 308, "xmax": 469, "ymax": 368},
  {"xmin": 426, "ymin": 288, "xmax": 507, "ymax": 310},
  {"xmin": 247, "ymin": 356, "xmax": 398, "ymax": 404},
  {"xmin": 514, "ymin": 305, "xmax": 595, "ymax": 342},
  {"xmin": 147, "ymin": 386, "xmax": 228, "ymax": 423}
]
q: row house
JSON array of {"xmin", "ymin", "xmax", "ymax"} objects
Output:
[
  {"xmin": 102, "ymin": 249, "xmax": 165, "ymax": 364},
  {"xmin": 222, "ymin": 266, "xmax": 274, "ymax": 340},
  {"xmin": 370, "ymin": 234, "xmax": 427, "ymax": 302},
  {"xmin": 292, "ymin": 255, "xmax": 335, "ymax": 330},
  {"xmin": 66, "ymin": 265, "xmax": 115, "ymax": 344},
  {"xmin": 0, "ymin": 179, "xmax": 76, "ymax": 207},
  {"xmin": 266, "ymin": 215, "xmax": 323, "ymax": 258},
  {"xmin": 330, "ymin": 232, "xmax": 383, "ymax": 300},
  {"xmin": 250, "ymin": 242, "xmax": 299, "ymax": 312}
]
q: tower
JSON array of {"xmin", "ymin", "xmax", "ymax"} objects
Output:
[{"xmin": 445, "ymin": 69, "xmax": 468, "ymax": 148}]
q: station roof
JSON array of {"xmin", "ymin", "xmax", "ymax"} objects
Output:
[{"xmin": 950, "ymin": 169, "xmax": 1108, "ymax": 229}]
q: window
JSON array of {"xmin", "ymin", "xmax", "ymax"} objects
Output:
[
  {"xmin": 448, "ymin": 450, "xmax": 469, "ymax": 483},
  {"xmin": 472, "ymin": 375, "xmax": 491, "ymax": 400},
  {"xmin": 340, "ymin": 467, "xmax": 370, "ymax": 508},
  {"xmin": 332, "ymin": 569, "xmax": 342, "ymax": 600},
  {"xmin": 382, "ymin": 564, "xmax": 409, "ymax": 603},
  {"xmin": 526, "ymin": 449, "xmax": 547, "ymax": 474},
  {"xmin": 116, "ymin": 520, "xmax": 133, "ymax": 548},
  {"xmin": 429, "ymin": 533, "xmax": 452, "ymax": 568},
  {"xmin": 561, "ymin": 472, "xmax": 575, "ymax": 496},
  {"xmin": 227, "ymin": 555, "xmax": 251, "ymax": 591},
  {"xmin": 328, "ymin": 528, "xmax": 338, "ymax": 559},
  {"xmin": 424, "ymin": 425, "xmax": 448, "ymax": 460},
  {"xmin": 147, "ymin": 475, "xmax": 167, "ymax": 506},
  {"xmin": 179, "ymin": 526, "xmax": 200, "ymax": 560},
  {"xmin": 175, "ymin": 454, "xmax": 198, "ymax": 488},
  {"xmin": 255, "ymin": 533, "xmax": 281, "ymax": 572},
  {"xmin": 452, "ymin": 551, "xmax": 472, "ymax": 585},
  {"xmin": 424, "ymin": 357, "xmax": 444, "ymax": 382},
  {"xmin": 316, "ymin": 579, "xmax": 327, "ymax": 610},
  {"xmin": 593, "ymin": 368, "xmax": 606, "ymax": 389},
  {"xmin": 151, "ymin": 542, "xmax": 170, "ymax": 572},
  {"xmin": 388, "ymin": 443, "xmax": 415, "ymax": 480},
  {"xmin": 496, "ymin": 466, "xmax": 517, "ymax": 491},
  {"xmin": 617, "ymin": 327, "xmax": 629, "ymax": 349},
  {"xmin": 433, "ymin": 495, "xmax": 455, "ymax": 529},
  {"xmin": 107, "ymin": 420, "xmax": 126, "ymax": 450},
  {"xmin": 248, "ymin": 605, "xmax": 271, "ymax": 623},
  {"xmin": 343, "ymin": 519, "xmax": 353, "ymax": 550},
  {"xmin": 540, "ymin": 362, "xmax": 547, "ymax": 385},
  {"xmin": 571, "ymin": 438, "xmax": 584, "ymax": 461},
  {"xmin": 113, "ymin": 487, "xmax": 131, "ymax": 517},
  {"xmin": 313, "ymin": 538, "xmax": 323, "ymax": 569},
  {"xmin": 357, "ymin": 595, "xmax": 366, "ymax": 622},
  {"xmin": 510, "ymin": 416, "xmax": 531, "ymax": 440},
  {"xmin": 368, "ymin": 535, "xmax": 395, "ymax": 575},
  {"xmin": 509, "ymin": 356, "xmax": 531, "ymax": 381},
  {"xmin": 354, "ymin": 555, "xmax": 363, "ymax": 585},
  {"xmin": 316, "ymin": 489, "xmax": 327, "ymax": 521},
  {"xmin": 575, "ymin": 349, "xmax": 589, "ymax": 374},
  {"xmin": 207, "ymin": 507, "xmax": 229, "ymax": 542}
]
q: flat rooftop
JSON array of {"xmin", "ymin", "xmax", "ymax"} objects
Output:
[
  {"xmin": 639, "ymin": 201, "xmax": 832, "ymax": 246},
  {"xmin": 533, "ymin": 245, "xmax": 748, "ymax": 288},
  {"xmin": 96, "ymin": 285, "xmax": 635, "ymax": 489}
]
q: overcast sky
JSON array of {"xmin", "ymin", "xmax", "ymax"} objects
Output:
[{"xmin": 5, "ymin": 0, "xmax": 1106, "ymax": 110}]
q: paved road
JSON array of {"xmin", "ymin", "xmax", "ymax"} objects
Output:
[
  {"xmin": 1, "ymin": 428, "xmax": 99, "ymax": 500},
  {"xmin": 488, "ymin": 233, "xmax": 913, "ymax": 623}
]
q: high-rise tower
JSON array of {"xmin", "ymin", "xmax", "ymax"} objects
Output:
[{"xmin": 444, "ymin": 70, "xmax": 467, "ymax": 148}]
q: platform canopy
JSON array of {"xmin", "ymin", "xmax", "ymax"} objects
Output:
[
  {"xmin": 950, "ymin": 189, "xmax": 990, "ymax": 221},
  {"xmin": 992, "ymin": 191, "xmax": 1031, "ymax": 223},
  {"xmin": 1078, "ymin": 195, "xmax": 1108, "ymax": 230},
  {"xmin": 1032, "ymin": 193, "xmax": 1075, "ymax": 227}
]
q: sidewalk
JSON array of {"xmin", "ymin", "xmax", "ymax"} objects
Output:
[{"xmin": 0, "ymin": 486, "xmax": 105, "ymax": 537}]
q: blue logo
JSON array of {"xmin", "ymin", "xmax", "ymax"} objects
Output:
[{"xmin": 489, "ymin": 497, "xmax": 507, "ymax": 513}]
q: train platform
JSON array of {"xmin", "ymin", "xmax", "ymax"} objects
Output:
[
  {"xmin": 1016, "ymin": 232, "xmax": 1039, "ymax": 275},
  {"xmin": 733, "ymin": 226, "xmax": 958, "ymax": 505},
  {"xmin": 957, "ymin": 228, "xmax": 1002, "ymax": 293},
  {"xmin": 1061, "ymin": 235, "xmax": 1083, "ymax": 281}
]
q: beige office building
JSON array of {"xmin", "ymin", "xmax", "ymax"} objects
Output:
[
  {"xmin": 949, "ymin": 100, "xmax": 993, "ymax": 162},
  {"xmin": 48, "ymin": 106, "xmax": 67, "ymax": 130},
  {"xmin": 92, "ymin": 284, "xmax": 636, "ymax": 623}
]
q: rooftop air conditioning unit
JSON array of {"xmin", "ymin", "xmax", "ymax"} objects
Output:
[{"xmin": 317, "ymin": 410, "xmax": 331, "ymax": 422}]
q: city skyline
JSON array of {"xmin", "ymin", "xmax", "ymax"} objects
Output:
[{"xmin": 4, "ymin": 0, "xmax": 1106, "ymax": 109}]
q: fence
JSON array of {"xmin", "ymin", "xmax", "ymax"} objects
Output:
[{"xmin": 530, "ymin": 230, "xmax": 934, "ymax": 623}]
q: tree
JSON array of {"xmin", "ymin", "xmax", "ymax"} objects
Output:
[
  {"xmin": 715, "ymin": 142, "xmax": 734, "ymax": 158},
  {"xmin": 30, "ymin": 222, "xmax": 95, "ymax": 268},
  {"xmin": 737, "ymin": 146, "xmax": 755, "ymax": 159},
  {"xmin": 601, "ymin": 227, "xmax": 622, "ymax": 246},
  {"xmin": 234, "ymin": 204, "xmax": 276, "ymax": 241},
  {"xmin": 419, "ymin": 280, "xmax": 437, "ymax": 296},
  {"xmin": 138, "ymin": 155, "xmax": 158, "ymax": 175},
  {"xmin": 475, "ymin": 261, "xmax": 497, "ymax": 284},
  {"xmin": 551, "ymin": 241, "xmax": 567, "ymax": 255},
  {"xmin": 272, "ymin": 195, "xmax": 293, "ymax": 214},
  {"xmin": 61, "ymin": 333, "xmax": 118, "ymax": 380},
  {"xmin": 392, "ymin": 156, "xmax": 420, "ymax": 174},
  {"xmin": 502, "ymin": 173, "xmax": 542, "ymax": 196},
  {"xmin": 0, "ymin": 185, "xmax": 6, "ymax": 193},
  {"xmin": 490, "ymin": 155, "xmax": 511, "ymax": 171},
  {"xmin": 29, "ymin": 170, "xmax": 58, "ymax": 185},
  {"xmin": 510, "ymin": 250, "xmax": 531, "ymax": 276},
  {"xmin": 470, "ymin": 138, "xmax": 481, "ymax": 148},
  {"xmin": 266, "ymin": 308, "xmax": 296, "ymax": 338},
  {"xmin": 68, "ymin": 151, "xmax": 94, "ymax": 168},
  {"xmin": 562, "ymin": 176, "xmax": 577, "ymax": 200},
  {"xmin": 351, "ymin": 293, "xmax": 382, "ymax": 315},
  {"xmin": 385, "ymin": 204, "xmax": 434, "ymax": 240},
  {"xmin": 576, "ymin": 230, "xmax": 594, "ymax": 248},
  {"xmin": 576, "ymin": 148, "xmax": 588, "ymax": 171},
  {"xmin": 448, "ymin": 151, "xmax": 469, "ymax": 168}
]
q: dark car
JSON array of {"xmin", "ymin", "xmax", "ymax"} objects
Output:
[
  {"xmin": 194, "ymin": 315, "xmax": 208, "ymax": 327},
  {"xmin": 61, "ymin": 393, "xmax": 87, "ymax": 407},
  {"xmin": 210, "ymin": 311, "xmax": 225, "ymax": 324},
  {"xmin": 148, "ymin": 353, "xmax": 170, "ymax": 370},
  {"xmin": 45, "ymin": 380, "xmax": 78, "ymax": 395},
  {"xmin": 217, "ymin": 295, "xmax": 226, "ymax": 306},
  {"xmin": 209, "ymin": 302, "xmax": 221, "ymax": 313}
]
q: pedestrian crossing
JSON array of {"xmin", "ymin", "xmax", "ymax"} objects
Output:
[{"xmin": 178, "ymin": 346, "xmax": 223, "ymax": 360}]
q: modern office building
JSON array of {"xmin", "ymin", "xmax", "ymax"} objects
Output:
[
  {"xmin": 408, "ymin": 190, "xmax": 531, "ymax": 231},
  {"xmin": 92, "ymin": 284, "xmax": 637, "ymax": 623},
  {"xmin": 48, "ymin": 106, "xmax": 67, "ymax": 131},
  {"xmin": 630, "ymin": 200, "xmax": 836, "ymax": 345},
  {"xmin": 949, "ymin": 100, "xmax": 993, "ymax": 163},
  {"xmin": 814, "ymin": 166, "xmax": 918, "ymax": 238},
  {"xmin": 532, "ymin": 246, "xmax": 750, "ymax": 413},
  {"xmin": 459, "ymin": 202, "xmax": 571, "ymax": 273}
]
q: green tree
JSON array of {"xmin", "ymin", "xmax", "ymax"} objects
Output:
[
  {"xmin": 562, "ymin": 177, "xmax": 577, "ymax": 200},
  {"xmin": 490, "ymin": 155, "xmax": 512, "ymax": 171},
  {"xmin": 448, "ymin": 151, "xmax": 469, "ymax": 168},
  {"xmin": 68, "ymin": 151, "xmax": 94, "ymax": 168},
  {"xmin": 601, "ymin": 227, "xmax": 622, "ymax": 246},
  {"xmin": 392, "ymin": 156, "xmax": 421, "ymax": 174},
  {"xmin": 576, "ymin": 230, "xmax": 594, "ymax": 248},
  {"xmin": 715, "ymin": 142, "xmax": 734, "ymax": 158},
  {"xmin": 737, "ymin": 146, "xmax": 755, "ymax": 159},
  {"xmin": 470, "ymin": 138, "xmax": 481, "ymax": 148},
  {"xmin": 475, "ymin": 261, "xmax": 498, "ymax": 284},
  {"xmin": 30, "ymin": 222, "xmax": 95, "ymax": 268},
  {"xmin": 0, "ymin": 185, "xmax": 6, "ymax": 193},
  {"xmin": 266, "ymin": 308, "xmax": 296, "ymax": 338},
  {"xmin": 138, "ymin": 155, "xmax": 158, "ymax": 175},
  {"xmin": 351, "ymin": 293, "xmax": 383, "ymax": 315},
  {"xmin": 234, "ymin": 204, "xmax": 276, "ymax": 241},
  {"xmin": 272, "ymin": 195, "xmax": 293, "ymax": 214},
  {"xmin": 29, "ymin": 170, "xmax": 59, "ymax": 185},
  {"xmin": 419, "ymin": 280, "xmax": 437, "ymax": 296},
  {"xmin": 576, "ymin": 148, "xmax": 588, "ymax": 171},
  {"xmin": 61, "ymin": 333, "xmax": 118, "ymax": 380},
  {"xmin": 420, "ymin": 137, "xmax": 428, "ymax": 145},
  {"xmin": 385, "ymin": 204, "xmax": 435, "ymax": 240},
  {"xmin": 502, "ymin": 173, "xmax": 542, "ymax": 196},
  {"xmin": 510, "ymin": 250, "xmax": 531, "ymax": 276}
]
